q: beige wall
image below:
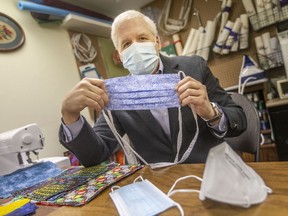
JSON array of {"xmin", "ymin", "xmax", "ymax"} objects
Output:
[{"xmin": 0, "ymin": 0, "xmax": 92, "ymax": 159}]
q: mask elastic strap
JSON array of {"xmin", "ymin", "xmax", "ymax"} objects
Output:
[
  {"xmin": 150, "ymin": 71, "xmax": 199, "ymax": 169},
  {"xmin": 103, "ymin": 110, "xmax": 176, "ymax": 168},
  {"xmin": 174, "ymin": 106, "xmax": 183, "ymax": 163},
  {"xmin": 176, "ymin": 71, "xmax": 199, "ymax": 164},
  {"xmin": 174, "ymin": 202, "xmax": 185, "ymax": 216},
  {"xmin": 102, "ymin": 110, "xmax": 149, "ymax": 165},
  {"xmin": 133, "ymin": 175, "xmax": 144, "ymax": 183},
  {"xmin": 167, "ymin": 175, "xmax": 203, "ymax": 197},
  {"xmin": 103, "ymin": 71, "xmax": 198, "ymax": 169}
]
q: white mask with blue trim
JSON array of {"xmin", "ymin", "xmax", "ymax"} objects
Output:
[{"xmin": 109, "ymin": 176, "xmax": 184, "ymax": 216}]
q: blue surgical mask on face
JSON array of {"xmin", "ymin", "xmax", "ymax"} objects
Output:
[
  {"xmin": 121, "ymin": 42, "xmax": 159, "ymax": 75},
  {"xmin": 109, "ymin": 176, "xmax": 184, "ymax": 216}
]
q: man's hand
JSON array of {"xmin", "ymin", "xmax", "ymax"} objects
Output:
[
  {"xmin": 61, "ymin": 78, "xmax": 109, "ymax": 124},
  {"xmin": 176, "ymin": 76, "xmax": 215, "ymax": 120}
]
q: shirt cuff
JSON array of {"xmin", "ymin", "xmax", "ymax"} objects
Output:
[
  {"xmin": 61, "ymin": 116, "xmax": 84, "ymax": 142},
  {"xmin": 207, "ymin": 106, "xmax": 228, "ymax": 138}
]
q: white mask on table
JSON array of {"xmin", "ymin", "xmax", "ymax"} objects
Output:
[
  {"xmin": 109, "ymin": 176, "xmax": 184, "ymax": 216},
  {"xmin": 167, "ymin": 142, "xmax": 272, "ymax": 208}
]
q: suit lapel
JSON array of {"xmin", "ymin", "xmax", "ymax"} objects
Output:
[{"xmin": 168, "ymin": 107, "xmax": 180, "ymax": 155}]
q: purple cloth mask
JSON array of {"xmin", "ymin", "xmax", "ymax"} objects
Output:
[{"xmin": 104, "ymin": 74, "xmax": 180, "ymax": 110}]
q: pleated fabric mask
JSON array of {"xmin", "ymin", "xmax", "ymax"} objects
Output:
[
  {"xmin": 103, "ymin": 72, "xmax": 199, "ymax": 169},
  {"xmin": 104, "ymin": 74, "xmax": 180, "ymax": 110}
]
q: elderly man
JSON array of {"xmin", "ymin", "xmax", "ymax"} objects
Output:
[{"xmin": 59, "ymin": 10, "xmax": 246, "ymax": 167}]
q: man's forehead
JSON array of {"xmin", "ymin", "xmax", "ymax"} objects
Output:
[
  {"xmin": 117, "ymin": 19, "xmax": 152, "ymax": 39},
  {"xmin": 118, "ymin": 17, "xmax": 147, "ymax": 29}
]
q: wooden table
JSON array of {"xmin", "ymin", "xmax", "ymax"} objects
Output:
[{"xmin": 36, "ymin": 162, "xmax": 288, "ymax": 216}]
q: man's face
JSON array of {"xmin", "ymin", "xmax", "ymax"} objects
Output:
[{"xmin": 116, "ymin": 18, "xmax": 161, "ymax": 54}]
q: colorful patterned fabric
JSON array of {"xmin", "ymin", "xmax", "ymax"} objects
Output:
[
  {"xmin": 13, "ymin": 162, "xmax": 143, "ymax": 206},
  {"xmin": 0, "ymin": 161, "xmax": 62, "ymax": 199}
]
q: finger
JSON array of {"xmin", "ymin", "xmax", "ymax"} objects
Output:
[
  {"xmin": 177, "ymin": 77, "xmax": 201, "ymax": 95},
  {"xmin": 84, "ymin": 96, "xmax": 105, "ymax": 112},
  {"xmin": 85, "ymin": 88, "xmax": 108, "ymax": 107},
  {"xmin": 177, "ymin": 76, "xmax": 198, "ymax": 88},
  {"xmin": 84, "ymin": 78, "xmax": 107, "ymax": 92},
  {"xmin": 79, "ymin": 79, "xmax": 109, "ymax": 106}
]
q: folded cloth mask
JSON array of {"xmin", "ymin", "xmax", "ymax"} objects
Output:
[
  {"xmin": 104, "ymin": 73, "xmax": 180, "ymax": 110},
  {"xmin": 109, "ymin": 176, "xmax": 184, "ymax": 216},
  {"xmin": 167, "ymin": 142, "xmax": 272, "ymax": 208},
  {"xmin": 102, "ymin": 72, "xmax": 199, "ymax": 169}
]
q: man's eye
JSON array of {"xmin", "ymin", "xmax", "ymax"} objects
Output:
[{"xmin": 122, "ymin": 42, "xmax": 131, "ymax": 49}]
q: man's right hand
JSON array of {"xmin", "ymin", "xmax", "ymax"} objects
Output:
[{"xmin": 61, "ymin": 78, "xmax": 109, "ymax": 125}]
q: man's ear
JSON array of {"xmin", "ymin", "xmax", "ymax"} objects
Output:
[
  {"xmin": 155, "ymin": 35, "xmax": 161, "ymax": 51},
  {"xmin": 112, "ymin": 49, "xmax": 123, "ymax": 66},
  {"xmin": 117, "ymin": 50, "xmax": 123, "ymax": 62}
]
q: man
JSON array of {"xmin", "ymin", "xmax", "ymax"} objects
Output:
[{"xmin": 59, "ymin": 10, "xmax": 246, "ymax": 167}]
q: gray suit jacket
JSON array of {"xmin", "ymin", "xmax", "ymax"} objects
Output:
[{"xmin": 59, "ymin": 55, "xmax": 246, "ymax": 166}]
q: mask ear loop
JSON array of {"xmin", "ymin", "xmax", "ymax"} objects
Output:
[
  {"xmin": 133, "ymin": 175, "xmax": 144, "ymax": 183},
  {"xmin": 111, "ymin": 185, "xmax": 121, "ymax": 192},
  {"xmin": 167, "ymin": 175, "xmax": 203, "ymax": 197},
  {"xmin": 150, "ymin": 71, "xmax": 199, "ymax": 169},
  {"xmin": 102, "ymin": 110, "xmax": 150, "ymax": 165},
  {"xmin": 103, "ymin": 71, "xmax": 198, "ymax": 169},
  {"xmin": 175, "ymin": 71, "xmax": 199, "ymax": 164}
]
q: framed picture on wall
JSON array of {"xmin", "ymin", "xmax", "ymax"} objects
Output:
[{"xmin": 0, "ymin": 12, "xmax": 25, "ymax": 51}]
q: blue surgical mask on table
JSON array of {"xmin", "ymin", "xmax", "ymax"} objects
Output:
[
  {"xmin": 121, "ymin": 41, "xmax": 159, "ymax": 75},
  {"xmin": 167, "ymin": 142, "xmax": 272, "ymax": 208},
  {"xmin": 103, "ymin": 72, "xmax": 199, "ymax": 169},
  {"xmin": 109, "ymin": 176, "xmax": 184, "ymax": 216}
]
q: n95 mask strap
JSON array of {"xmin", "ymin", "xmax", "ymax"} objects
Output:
[
  {"xmin": 104, "ymin": 74, "xmax": 180, "ymax": 110},
  {"xmin": 109, "ymin": 176, "xmax": 184, "ymax": 216},
  {"xmin": 167, "ymin": 142, "xmax": 272, "ymax": 208}
]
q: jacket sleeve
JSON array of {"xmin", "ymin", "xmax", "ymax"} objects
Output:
[
  {"xmin": 59, "ymin": 115, "xmax": 120, "ymax": 167},
  {"xmin": 196, "ymin": 56, "xmax": 247, "ymax": 137},
  {"xmin": 173, "ymin": 55, "xmax": 247, "ymax": 137}
]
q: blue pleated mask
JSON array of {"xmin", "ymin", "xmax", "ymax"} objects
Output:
[
  {"xmin": 104, "ymin": 74, "xmax": 180, "ymax": 110},
  {"xmin": 109, "ymin": 176, "xmax": 184, "ymax": 216}
]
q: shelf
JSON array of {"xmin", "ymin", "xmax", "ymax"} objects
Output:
[
  {"xmin": 266, "ymin": 98, "xmax": 288, "ymax": 108},
  {"xmin": 248, "ymin": 5, "xmax": 288, "ymax": 31},
  {"xmin": 61, "ymin": 14, "xmax": 112, "ymax": 38},
  {"xmin": 224, "ymin": 78, "xmax": 268, "ymax": 92}
]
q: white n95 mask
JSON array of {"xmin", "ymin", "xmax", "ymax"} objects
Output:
[
  {"xmin": 121, "ymin": 41, "xmax": 159, "ymax": 75},
  {"xmin": 168, "ymin": 142, "xmax": 272, "ymax": 208},
  {"xmin": 109, "ymin": 176, "xmax": 184, "ymax": 216}
]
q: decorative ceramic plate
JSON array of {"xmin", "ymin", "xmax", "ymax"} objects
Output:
[{"xmin": 0, "ymin": 12, "xmax": 25, "ymax": 51}]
